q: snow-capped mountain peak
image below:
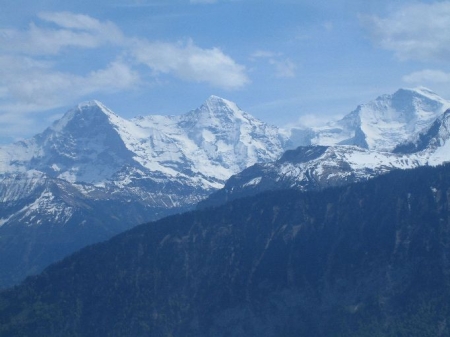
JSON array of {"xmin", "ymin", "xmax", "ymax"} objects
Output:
[
  {"xmin": 1, "ymin": 96, "xmax": 290, "ymax": 187},
  {"xmin": 204, "ymin": 95, "xmax": 241, "ymax": 114},
  {"xmin": 291, "ymin": 87, "xmax": 450, "ymax": 152},
  {"xmin": 50, "ymin": 100, "xmax": 120, "ymax": 133},
  {"xmin": 354, "ymin": 87, "xmax": 450, "ymax": 151},
  {"xmin": 362, "ymin": 87, "xmax": 447, "ymax": 124},
  {"xmin": 2, "ymin": 101, "xmax": 137, "ymax": 185},
  {"xmin": 406, "ymin": 86, "xmax": 448, "ymax": 102},
  {"xmin": 181, "ymin": 95, "xmax": 247, "ymax": 128}
]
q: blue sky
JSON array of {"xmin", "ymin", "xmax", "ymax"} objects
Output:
[{"xmin": 1, "ymin": 0, "xmax": 450, "ymax": 142}]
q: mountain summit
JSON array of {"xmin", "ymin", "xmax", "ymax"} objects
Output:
[
  {"xmin": 0, "ymin": 96, "xmax": 289, "ymax": 288},
  {"xmin": 195, "ymin": 95, "xmax": 243, "ymax": 121},
  {"xmin": 33, "ymin": 101, "xmax": 135, "ymax": 184},
  {"xmin": 201, "ymin": 88, "xmax": 450, "ymax": 208},
  {"xmin": 50, "ymin": 100, "xmax": 120, "ymax": 131},
  {"xmin": 291, "ymin": 87, "xmax": 450, "ymax": 151}
]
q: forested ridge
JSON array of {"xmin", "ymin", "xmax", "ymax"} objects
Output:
[{"xmin": 1, "ymin": 164, "xmax": 450, "ymax": 336}]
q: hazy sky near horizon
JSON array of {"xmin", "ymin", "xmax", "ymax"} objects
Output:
[{"xmin": 1, "ymin": 0, "xmax": 450, "ymax": 142}]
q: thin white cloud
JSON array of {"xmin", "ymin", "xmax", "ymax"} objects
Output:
[
  {"xmin": 251, "ymin": 50, "xmax": 297, "ymax": 78},
  {"xmin": 322, "ymin": 21, "xmax": 333, "ymax": 32},
  {"xmin": 295, "ymin": 113, "xmax": 331, "ymax": 128},
  {"xmin": 0, "ymin": 12, "xmax": 248, "ymax": 88},
  {"xmin": 132, "ymin": 39, "xmax": 249, "ymax": 89},
  {"xmin": 0, "ymin": 57, "xmax": 140, "ymax": 141},
  {"xmin": 39, "ymin": 12, "xmax": 106, "ymax": 30},
  {"xmin": 250, "ymin": 50, "xmax": 277, "ymax": 59},
  {"xmin": 0, "ymin": 56, "xmax": 139, "ymax": 108},
  {"xmin": 0, "ymin": 12, "xmax": 124, "ymax": 55},
  {"xmin": 0, "ymin": 12, "xmax": 249, "ymax": 140},
  {"xmin": 85, "ymin": 61, "xmax": 140, "ymax": 92},
  {"xmin": 403, "ymin": 69, "xmax": 450, "ymax": 84},
  {"xmin": 270, "ymin": 59, "xmax": 296, "ymax": 78},
  {"xmin": 361, "ymin": 2, "xmax": 450, "ymax": 62}
]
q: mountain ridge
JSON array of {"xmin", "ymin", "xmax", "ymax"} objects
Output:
[
  {"xmin": 0, "ymin": 95, "xmax": 289, "ymax": 289},
  {"xmin": 291, "ymin": 87, "xmax": 450, "ymax": 151},
  {"xmin": 200, "ymin": 88, "xmax": 450, "ymax": 208},
  {"xmin": 2, "ymin": 87, "xmax": 450, "ymax": 289}
]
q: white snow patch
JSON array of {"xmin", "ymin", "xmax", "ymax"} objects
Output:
[{"xmin": 243, "ymin": 177, "xmax": 262, "ymax": 187}]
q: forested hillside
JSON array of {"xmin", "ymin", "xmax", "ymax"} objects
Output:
[{"xmin": 1, "ymin": 164, "xmax": 450, "ymax": 336}]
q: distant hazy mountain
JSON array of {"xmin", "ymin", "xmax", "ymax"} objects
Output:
[{"xmin": 2, "ymin": 164, "xmax": 450, "ymax": 336}]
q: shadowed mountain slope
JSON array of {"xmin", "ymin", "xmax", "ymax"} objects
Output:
[{"xmin": 1, "ymin": 164, "xmax": 450, "ymax": 336}]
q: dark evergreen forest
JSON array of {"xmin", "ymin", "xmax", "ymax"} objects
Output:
[{"xmin": 1, "ymin": 164, "xmax": 450, "ymax": 336}]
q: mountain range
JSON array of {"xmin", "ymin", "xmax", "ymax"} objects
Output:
[
  {"xmin": 1, "ymin": 87, "xmax": 450, "ymax": 288},
  {"xmin": 0, "ymin": 96, "xmax": 289, "ymax": 288},
  {"xmin": 201, "ymin": 87, "xmax": 450, "ymax": 208}
]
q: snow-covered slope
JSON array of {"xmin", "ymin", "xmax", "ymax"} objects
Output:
[
  {"xmin": 131, "ymin": 95, "xmax": 289, "ymax": 183},
  {"xmin": 200, "ymin": 88, "xmax": 450, "ymax": 208},
  {"xmin": 198, "ymin": 145, "xmax": 424, "ymax": 208},
  {"xmin": 290, "ymin": 87, "xmax": 450, "ymax": 151},
  {"xmin": 0, "ymin": 96, "xmax": 289, "ymax": 227},
  {"xmin": 4, "ymin": 88, "xmax": 447, "ymax": 229},
  {"xmin": 0, "ymin": 96, "xmax": 291, "ymax": 288},
  {"xmin": 0, "ymin": 101, "xmax": 137, "ymax": 184},
  {"xmin": 2, "ymin": 88, "xmax": 449, "ymax": 228}
]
